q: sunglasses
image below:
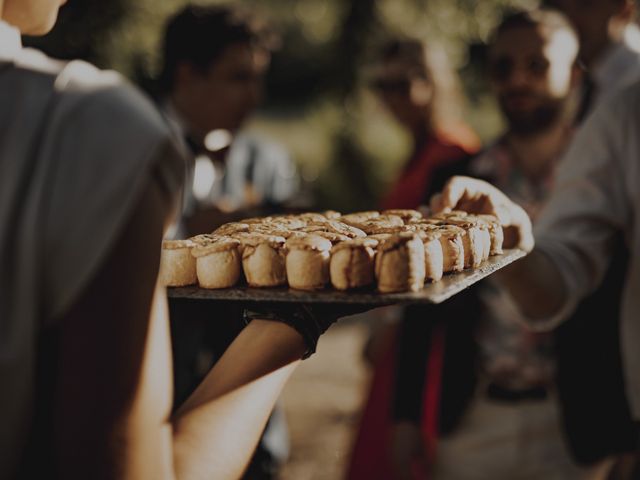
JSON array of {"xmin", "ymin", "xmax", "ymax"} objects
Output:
[{"xmin": 489, "ymin": 56, "xmax": 550, "ymax": 82}]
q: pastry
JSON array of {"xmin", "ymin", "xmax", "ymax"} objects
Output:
[
  {"xmin": 475, "ymin": 214, "xmax": 504, "ymax": 255},
  {"xmin": 312, "ymin": 231, "xmax": 351, "ymax": 244},
  {"xmin": 192, "ymin": 238, "xmax": 242, "ymax": 289},
  {"xmin": 426, "ymin": 219, "xmax": 484, "ymax": 268},
  {"xmin": 323, "ymin": 210, "xmax": 342, "ymax": 219},
  {"xmin": 239, "ymin": 234, "xmax": 287, "ymax": 287},
  {"xmin": 247, "ymin": 223, "xmax": 293, "ymax": 238},
  {"xmin": 301, "ymin": 220, "xmax": 366, "ymax": 238},
  {"xmin": 382, "ymin": 209, "xmax": 423, "ymax": 223},
  {"xmin": 330, "ymin": 238, "xmax": 378, "ymax": 290},
  {"xmin": 190, "ymin": 233, "xmax": 225, "ymax": 245},
  {"xmin": 339, "ymin": 211, "xmax": 380, "ymax": 224},
  {"xmin": 367, "ymin": 233, "xmax": 393, "ymax": 243},
  {"xmin": 450, "ymin": 214, "xmax": 494, "ymax": 261},
  {"xmin": 297, "ymin": 212, "xmax": 330, "ymax": 223},
  {"xmin": 431, "ymin": 225, "xmax": 465, "ymax": 273},
  {"xmin": 449, "ymin": 217, "xmax": 492, "ymax": 263},
  {"xmin": 285, "ymin": 234, "xmax": 332, "ymax": 290},
  {"xmin": 375, "ymin": 232, "xmax": 426, "ymax": 293},
  {"xmin": 159, "ymin": 239, "xmax": 197, "ymax": 287},
  {"xmin": 212, "ymin": 222, "xmax": 250, "ymax": 236},
  {"xmin": 239, "ymin": 216, "xmax": 273, "ymax": 224},
  {"xmin": 345, "ymin": 215, "xmax": 405, "ymax": 234},
  {"xmin": 269, "ymin": 216, "xmax": 307, "ymax": 230},
  {"xmin": 418, "ymin": 231, "xmax": 444, "ymax": 282},
  {"xmin": 364, "ymin": 224, "xmax": 412, "ymax": 235}
]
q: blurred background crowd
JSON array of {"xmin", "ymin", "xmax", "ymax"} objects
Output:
[{"xmin": 26, "ymin": 0, "xmax": 540, "ymax": 213}]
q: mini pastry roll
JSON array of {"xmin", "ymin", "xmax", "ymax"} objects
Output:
[
  {"xmin": 302, "ymin": 220, "xmax": 366, "ymax": 239},
  {"xmin": 475, "ymin": 214, "xmax": 504, "ymax": 255},
  {"xmin": 367, "ymin": 233, "xmax": 393, "ymax": 243},
  {"xmin": 451, "ymin": 221, "xmax": 486, "ymax": 268},
  {"xmin": 239, "ymin": 216, "xmax": 273, "ymax": 224},
  {"xmin": 192, "ymin": 238, "xmax": 242, "ymax": 289},
  {"xmin": 458, "ymin": 215, "xmax": 494, "ymax": 260},
  {"xmin": 426, "ymin": 219, "xmax": 484, "ymax": 268},
  {"xmin": 213, "ymin": 222, "xmax": 250, "ymax": 236},
  {"xmin": 366, "ymin": 224, "xmax": 414, "ymax": 235},
  {"xmin": 282, "ymin": 230, "xmax": 309, "ymax": 240},
  {"xmin": 375, "ymin": 232, "xmax": 426, "ymax": 293},
  {"xmin": 417, "ymin": 231, "xmax": 444, "ymax": 282},
  {"xmin": 466, "ymin": 221, "xmax": 492, "ymax": 260},
  {"xmin": 330, "ymin": 238, "xmax": 378, "ymax": 290},
  {"xmin": 297, "ymin": 212, "xmax": 330, "ymax": 223},
  {"xmin": 323, "ymin": 210, "xmax": 342, "ymax": 219},
  {"xmin": 228, "ymin": 231, "xmax": 254, "ymax": 241},
  {"xmin": 439, "ymin": 215, "xmax": 491, "ymax": 262},
  {"xmin": 479, "ymin": 225, "xmax": 492, "ymax": 261},
  {"xmin": 246, "ymin": 224, "xmax": 293, "ymax": 239},
  {"xmin": 325, "ymin": 220, "xmax": 367, "ymax": 238},
  {"xmin": 312, "ymin": 231, "xmax": 351, "ymax": 245},
  {"xmin": 431, "ymin": 225, "xmax": 465, "ymax": 273},
  {"xmin": 285, "ymin": 234, "xmax": 332, "ymax": 290},
  {"xmin": 382, "ymin": 209, "xmax": 423, "ymax": 224},
  {"xmin": 431, "ymin": 210, "xmax": 472, "ymax": 222},
  {"xmin": 269, "ymin": 216, "xmax": 307, "ymax": 230},
  {"xmin": 339, "ymin": 211, "xmax": 380, "ymax": 225},
  {"xmin": 190, "ymin": 233, "xmax": 225, "ymax": 245},
  {"xmin": 448, "ymin": 217, "xmax": 492, "ymax": 263},
  {"xmin": 239, "ymin": 234, "xmax": 287, "ymax": 287},
  {"xmin": 159, "ymin": 239, "xmax": 197, "ymax": 287},
  {"xmin": 348, "ymin": 215, "xmax": 405, "ymax": 234}
]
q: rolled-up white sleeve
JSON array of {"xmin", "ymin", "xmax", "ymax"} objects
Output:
[{"xmin": 533, "ymin": 89, "xmax": 636, "ymax": 327}]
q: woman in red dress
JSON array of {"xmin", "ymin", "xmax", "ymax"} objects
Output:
[{"xmin": 347, "ymin": 38, "xmax": 478, "ymax": 480}]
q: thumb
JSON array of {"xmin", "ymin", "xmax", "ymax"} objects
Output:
[
  {"xmin": 439, "ymin": 176, "xmax": 467, "ymax": 212},
  {"xmin": 512, "ymin": 204, "xmax": 535, "ymax": 252},
  {"xmin": 429, "ymin": 193, "xmax": 447, "ymax": 214}
]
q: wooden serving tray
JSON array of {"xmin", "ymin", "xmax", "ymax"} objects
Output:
[{"xmin": 167, "ymin": 249, "xmax": 526, "ymax": 305}]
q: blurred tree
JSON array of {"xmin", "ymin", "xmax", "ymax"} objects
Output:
[{"xmin": 316, "ymin": 0, "xmax": 382, "ymax": 211}]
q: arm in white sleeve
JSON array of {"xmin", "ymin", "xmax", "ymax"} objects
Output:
[{"xmin": 531, "ymin": 87, "xmax": 636, "ymax": 328}]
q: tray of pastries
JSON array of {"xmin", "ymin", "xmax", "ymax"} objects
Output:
[{"xmin": 162, "ymin": 209, "xmax": 526, "ymax": 305}]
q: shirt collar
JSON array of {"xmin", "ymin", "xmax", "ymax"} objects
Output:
[{"xmin": 0, "ymin": 20, "xmax": 22, "ymax": 62}]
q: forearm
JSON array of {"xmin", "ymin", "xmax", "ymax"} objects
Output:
[
  {"xmin": 495, "ymin": 249, "xmax": 569, "ymax": 322},
  {"xmin": 171, "ymin": 320, "xmax": 306, "ymax": 480}
]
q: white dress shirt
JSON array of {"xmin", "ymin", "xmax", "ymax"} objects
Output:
[
  {"xmin": 0, "ymin": 19, "xmax": 184, "ymax": 478},
  {"xmin": 591, "ymin": 24, "xmax": 640, "ymax": 105},
  {"xmin": 534, "ymin": 80, "xmax": 640, "ymax": 419}
]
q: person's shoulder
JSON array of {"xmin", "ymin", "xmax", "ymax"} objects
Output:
[
  {"xmin": 54, "ymin": 61, "xmax": 170, "ymax": 141},
  {"xmin": 12, "ymin": 51, "xmax": 172, "ymax": 143}
]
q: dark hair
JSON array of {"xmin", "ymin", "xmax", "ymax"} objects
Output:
[
  {"xmin": 374, "ymin": 37, "xmax": 468, "ymax": 135},
  {"xmin": 493, "ymin": 8, "xmax": 578, "ymax": 45},
  {"xmin": 378, "ymin": 39, "xmax": 430, "ymax": 78},
  {"xmin": 159, "ymin": 4, "xmax": 274, "ymax": 92}
]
